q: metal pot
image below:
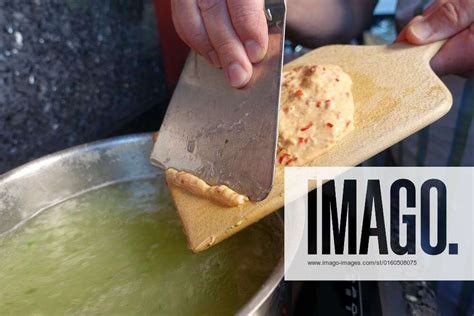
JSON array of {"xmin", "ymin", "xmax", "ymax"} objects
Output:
[{"xmin": 0, "ymin": 133, "xmax": 287, "ymax": 315}]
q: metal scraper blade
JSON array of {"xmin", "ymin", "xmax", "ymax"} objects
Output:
[{"xmin": 151, "ymin": 0, "xmax": 286, "ymax": 201}]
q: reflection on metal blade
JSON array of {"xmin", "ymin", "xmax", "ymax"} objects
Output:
[{"xmin": 151, "ymin": 0, "xmax": 286, "ymax": 201}]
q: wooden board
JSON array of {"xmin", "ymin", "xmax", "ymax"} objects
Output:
[{"xmin": 165, "ymin": 42, "xmax": 452, "ymax": 252}]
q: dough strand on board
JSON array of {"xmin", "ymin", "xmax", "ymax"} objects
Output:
[
  {"xmin": 165, "ymin": 168, "xmax": 249, "ymax": 207},
  {"xmin": 164, "ymin": 64, "xmax": 354, "ymax": 207}
]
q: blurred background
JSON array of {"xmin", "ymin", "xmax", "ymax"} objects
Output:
[{"xmin": 0, "ymin": 0, "xmax": 168, "ymax": 173}]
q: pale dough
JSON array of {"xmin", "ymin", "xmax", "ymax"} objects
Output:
[
  {"xmin": 165, "ymin": 168, "xmax": 249, "ymax": 207},
  {"xmin": 277, "ymin": 64, "xmax": 354, "ymax": 166},
  {"xmin": 167, "ymin": 64, "xmax": 354, "ymax": 206}
]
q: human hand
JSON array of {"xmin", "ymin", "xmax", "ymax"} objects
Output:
[
  {"xmin": 171, "ymin": 0, "xmax": 268, "ymax": 88},
  {"xmin": 397, "ymin": 0, "xmax": 474, "ymax": 77}
]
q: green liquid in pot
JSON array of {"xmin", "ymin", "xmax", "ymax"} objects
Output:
[{"xmin": 0, "ymin": 179, "xmax": 282, "ymax": 315}]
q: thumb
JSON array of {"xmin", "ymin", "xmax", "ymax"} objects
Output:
[{"xmin": 406, "ymin": 1, "xmax": 474, "ymax": 44}]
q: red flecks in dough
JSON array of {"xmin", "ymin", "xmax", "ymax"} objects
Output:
[
  {"xmin": 298, "ymin": 137, "xmax": 309, "ymax": 144},
  {"xmin": 278, "ymin": 153, "xmax": 290, "ymax": 164},
  {"xmin": 325, "ymin": 100, "xmax": 331, "ymax": 109},
  {"xmin": 285, "ymin": 157, "xmax": 298, "ymax": 165},
  {"xmin": 301, "ymin": 123, "xmax": 313, "ymax": 131}
]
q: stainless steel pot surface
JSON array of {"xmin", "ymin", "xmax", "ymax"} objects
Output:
[{"xmin": 0, "ymin": 133, "xmax": 286, "ymax": 315}]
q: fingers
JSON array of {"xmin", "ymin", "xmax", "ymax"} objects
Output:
[
  {"xmin": 227, "ymin": 0, "xmax": 268, "ymax": 63},
  {"xmin": 396, "ymin": 15, "xmax": 424, "ymax": 42},
  {"xmin": 171, "ymin": 0, "xmax": 269, "ymax": 88},
  {"xmin": 198, "ymin": 0, "xmax": 252, "ymax": 88},
  {"xmin": 430, "ymin": 23, "xmax": 474, "ymax": 76},
  {"xmin": 405, "ymin": 0, "xmax": 474, "ymax": 44},
  {"xmin": 397, "ymin": 0, "xmax": 474, "ymax": 77},
  {"xmin": 171, "ymin": 0, "xmax": 220, "ymax": 67},
  {"xmin": 421, "ymin": 0, "xmax": 447, "ymax": 17}
]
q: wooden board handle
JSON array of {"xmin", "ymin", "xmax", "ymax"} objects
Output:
[
  {"xmin": 389, "ymin": 40, "xmax": 446, "ymax": 65},
  {"xmin": 421, "ymin": 40, "xmax": 447, "ymax": 60}
]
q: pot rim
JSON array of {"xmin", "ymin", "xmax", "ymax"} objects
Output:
[{"xmin": 0, "ymin": 133, "xmax": 285, "ymax": 314}]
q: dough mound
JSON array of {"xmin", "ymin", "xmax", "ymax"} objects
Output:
[{"xmin": 277, "ymin": 64, "xmax": 354, "ymax": 166}]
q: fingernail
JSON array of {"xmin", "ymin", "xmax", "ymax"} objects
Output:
[
  {"xmin": 244, "ymin": 40, "xmax": 265, "ymax": 63},
  {"xmin": 227, "ymin": 62, "xmax": 249, "ymax": 88},
  {"xmin": 207, "ymin": 50, "xmax": 221, "ymax": 68},
  {"xmin": 409, "ymin": 21, "xmax": 432, "ymax": 40}
]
